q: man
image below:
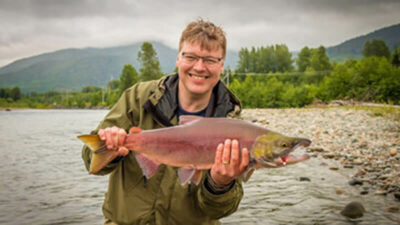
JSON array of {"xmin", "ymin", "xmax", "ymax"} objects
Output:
[{"xmin": 82, "ymin": 19, "xmax": 249, "ymax": 225}]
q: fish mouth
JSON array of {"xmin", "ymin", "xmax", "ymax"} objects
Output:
[{"xmin": 258, "ymin": 139, "xmax": 311, "ymax": 167}]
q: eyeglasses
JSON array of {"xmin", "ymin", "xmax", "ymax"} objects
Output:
[{"xmin": 181, "ymin": 52, "xmax": 223, "ymax": 67}]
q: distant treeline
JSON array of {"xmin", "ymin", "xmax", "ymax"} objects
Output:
[{"xmin": 1, "ymin": 39, "xmax": 399, "ymax": 109}]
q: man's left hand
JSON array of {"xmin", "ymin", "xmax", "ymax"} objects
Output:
[{"xmin": 210, "ymin": 139, "xmax": 249, "ymax": 186}]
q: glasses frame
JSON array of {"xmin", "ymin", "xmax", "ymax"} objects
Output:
[{"xmin": 180, "ymin": 52, "xmax": 223, "ymax": 66}]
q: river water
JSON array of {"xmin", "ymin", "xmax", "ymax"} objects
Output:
[{"xmin": 0, "ymin": 110, "xmax": 398, "ymax": 225}]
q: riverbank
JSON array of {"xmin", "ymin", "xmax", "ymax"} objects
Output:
[{"xmin": 241, "ymin": 104, "xmax": 400, "ymax": 203}]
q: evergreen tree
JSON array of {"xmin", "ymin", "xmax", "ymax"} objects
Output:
[
  {"xmin": 137, "ymin": 42, "xmax": 163, "ymax": 81},
  {"xmin": 119, "ymin": 64, "xmax": 139, "ymax": 93},
  {"xmin": 362, "ymin": 39, "xmax": 390, "ymax": 59}
]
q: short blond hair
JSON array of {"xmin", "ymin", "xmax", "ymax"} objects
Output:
[{"xmin": 179, "ymin": 19, "xmax": 227, "ymax": 58}]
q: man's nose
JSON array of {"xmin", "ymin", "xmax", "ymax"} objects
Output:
[{"xmin": 193, "ymin": 58, "xmax": 207, "ymax": 71}]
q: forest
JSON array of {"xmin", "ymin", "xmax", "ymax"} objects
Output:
[{"xmin": 1, "ymin": 39, "xmax": 399, "ymax": 109}]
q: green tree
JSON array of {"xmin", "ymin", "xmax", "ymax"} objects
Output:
[
  {"xmin": 362, "ymin": 39, "xmax": 390, "ymax": 59},
  {"xmin": 107, "ymin": 80, "xmax": 120, "ymax": 90},
  {"xmin": 137, "ymin": 42, "xmax": 163, "ymax": 81},
  {"xmin": 119, "ymin": 64, "xmax": 139, "ymax": 93},
  {"xmin": 82, "ymin": 86, "xmax": 102, "ymax": 93},
  {"xmin": 391, "ymin": 47, "xmax": 400, "ymax": 67},
  {"xmin": 10, "ymin": 86, "xmax": 22, "ymax": 101},
  {"xmin": 309, "ymin": 46, "xmax": 332, "ymax": 71},
  {"xmin": 296, "ymin": 47, "xmax": 312, "ymax": 72},
  {"xmin": 274, "ymin": 44, "xmax": 293, "ymax": 72}
]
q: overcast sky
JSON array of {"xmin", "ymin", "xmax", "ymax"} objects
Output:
[{"xmin": 1, "ymin": 0, "xmax": 399, "ymax": 67}]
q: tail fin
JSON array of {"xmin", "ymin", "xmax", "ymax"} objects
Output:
[{"xmin": 78, "ymin": 134, "xmax": 119, "ymax": 174}]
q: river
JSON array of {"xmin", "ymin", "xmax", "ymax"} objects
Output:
[{"xmin": 0, "ymin": 110, "xmax": 398, "ymax": 225}]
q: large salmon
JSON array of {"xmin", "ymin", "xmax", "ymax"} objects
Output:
[{"xmin": 78, "ymin": 116, "xmax": 311, "ymax": 185}]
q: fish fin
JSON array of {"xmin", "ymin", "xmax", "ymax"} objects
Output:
[
  {"xmin": 177, "ymin": 167, "xmax": 197, "ymax": 185},
  {"xmin": 241, "ymin": 167, "xmax": 255, "ymax": 182},
  {"xmin": 77, "ymin": 134, "xmax": 106, "ymax": 153},
  {"xmin": 179, "ymin": 115, "xmax": 202, "ymax": 125},
  {"xmin": 135, "ymin": 153, "xmax": 160, "ymax": 179},
  {"xmin": 191, "ymin": 170, "xmax": 203, "ymax": 186},
  {"xmin": 129, "ymin": 127, "xmax": 142, "ymax": 134},
  {"xmin": 77, "ymin": 134, "xmax": 119, "ymax": 174},
  {"xmin": 90, "ymin": 149, "xmax": 120, "ymax": 174}
]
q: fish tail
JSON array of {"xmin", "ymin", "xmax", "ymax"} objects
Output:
[
  {"xmin": 77, "ymin": 134, "xmax": 119, "ymax": 174},
  {"xmin": 77, "ymin": 134, "xmax": 106, "ymax": 153}
]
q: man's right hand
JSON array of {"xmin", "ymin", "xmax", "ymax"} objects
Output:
[{"xmin": 98, "ymin": 126, "xmax": 129, "ymax": 156}]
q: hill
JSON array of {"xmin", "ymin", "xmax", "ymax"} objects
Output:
[
  {"xmin": 0, "ymin": 42, "xmax": 238, "ymax": 93},
  {"xmin": 326, "ymin": 23, "xmax": 400, "ymax": 61}
]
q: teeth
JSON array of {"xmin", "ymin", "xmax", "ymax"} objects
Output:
[{"xmin": 190, "ymin": 74, "xmax": 206, "ymax": 80}]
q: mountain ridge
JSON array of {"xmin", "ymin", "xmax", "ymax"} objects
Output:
[{"xmin": 1, "ymin": 23, "xmax": 399, "ymax": 93}]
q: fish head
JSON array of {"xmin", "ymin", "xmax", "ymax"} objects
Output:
[{"xmin": 252, "ymin": 132, "xmax": 311, "ymax": 167}]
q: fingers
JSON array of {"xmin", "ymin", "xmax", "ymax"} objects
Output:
[
  {"xmin": 240, "ymin": 148, "xmax": 249, "ymax": 171},
  {"xmin": 230, "ymin": 139, "xmax": 240, "ymax": 166},
  {"xmin": 215, "ymin": 143, "xmax": 224, "ymax": 167},
  {"xmin": 222, "ymin": 139, "xmax": 231, "ymax": 165},
  {"xmin": 98, "ymin": 126, "xmax": 127, "ymax": 153}
]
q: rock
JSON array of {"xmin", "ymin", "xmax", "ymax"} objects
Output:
[
  {"xmin": 360, "ymin": 190, "xmax": 369, "ymax": 195},
  {"xmin": 299, "ymin": 177, "xmax": 311, "ymax": 182},
  {"xmin": 340, "ymin": 201, "xmax": 366, "ymax": 219},
  {"xmin": 385, "ymin": 205, "xmax": 399, "ymax": 213},
  {"xmin": 389, "ymin": 148, "xmax": 398, "ymax": 157},
  {"xmin": 336, "ymin": 188, "xmax": 345, "ymax": 195},
  {"xmin": 343, "ymin": 164, "xmax": 354, "ymax": 169},
  {"xmin": 394, "ymin": 192, "xmax": 400, "ymax": 201},
  {"xmin": 353, "ymin": 159, "xmax": 363, "ymax": 165},
  {"xmin": 348, "ymin": 178, "xmax": 363, "ymax": 186},
  {"xmin": 329, "ymin": 167, "xmax": 339, "ymax": 171},
  {"xmin": 323, "ymin": 153, "xmax": 335, "ymax": 159},
  {"xmin": 375, "ymin": 189, "xmax": 388, "ymax": 195},
  {"xmin": 309, "ymin": 147, "xmax": 325, "ymax": 152}
]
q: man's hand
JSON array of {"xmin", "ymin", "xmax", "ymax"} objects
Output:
[
  {"xmin": 210, "ymin": 139, "xmax": 249, "ymax": 186},
  {"xmin": 98, "ymin": 126, "xmax": 129, "ymax": 157}
]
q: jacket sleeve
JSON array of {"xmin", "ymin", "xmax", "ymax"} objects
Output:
[
  {"xmin": 81, "ymin": 87, "xmax": 139, "ymax": 175},
  {"xmin": 195, "ymin": 174, "xmax": 244, "ymax": 219}
]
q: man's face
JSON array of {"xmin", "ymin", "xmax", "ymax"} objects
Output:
[{"xmin": 176, "ymin": 41, "xmax": 224, "ymax": 98}]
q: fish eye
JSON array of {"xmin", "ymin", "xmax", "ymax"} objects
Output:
[{"xmin": 282, "ymin": 143, "xmax": 288, "ymax": 148}]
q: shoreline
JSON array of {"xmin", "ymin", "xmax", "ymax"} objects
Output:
[{"xmin": 241, "ymin": 106, "xmax": 400, "ymax": 201}]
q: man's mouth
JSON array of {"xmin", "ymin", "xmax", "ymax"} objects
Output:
[{"xmin": 189, "ymin": 73, "xmax": 209, "ymax": 80}]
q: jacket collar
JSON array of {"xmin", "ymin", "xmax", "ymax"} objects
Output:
[{"xmin": 143, "ymin": 73, "xmax": 241, "ymax": 127}]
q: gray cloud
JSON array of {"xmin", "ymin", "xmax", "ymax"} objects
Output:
[{"xmin": 0, "ymin": 0, "xmax": 399, "ymax": 66}]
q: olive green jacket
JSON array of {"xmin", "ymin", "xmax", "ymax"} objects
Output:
[{"xmin": 82, "ymin": 74, "xmax": 243, "ymax": 225}]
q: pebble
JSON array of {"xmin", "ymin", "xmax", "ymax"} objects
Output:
[
  {"xmin": 385, "ymin": 205, "xmax": 399, "ymax": 213},
  {"xmin": 348, "ymin": 178, "xmax": 363, "ymax": 186},
  {"xmin": 389, "ymin": 148, "xmax": 398, "ymax": 157},
  {"xmin": 299, "ymin": 177, "xmax": 311, "ymax": 182},
  {"xmin": 360, "ymin": 190, "xmax": 369, "ymax": 195},
  {"xmin": 394, "ymin": 192, "xmax": 400, "ymax": 201},
  {"xmin": 340, "ymin": 201, "xmax": 366, "ymax": 219},
  {"xmin": 336, "ymin": 188, "xmax": 345, "ymax": 195},
  {"xmin": 343, "ymin": 164, "xmax": 354, "ymax": 169}
]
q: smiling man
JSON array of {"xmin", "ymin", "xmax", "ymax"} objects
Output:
[{"xmin": 82, "ymin": 19, "xmax": 249, "ymax": 225}]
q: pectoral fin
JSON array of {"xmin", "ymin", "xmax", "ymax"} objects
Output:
[
  {"xmin": 178, "ymin": 167, "xmax": 202, "ymax": 185},
  {"xmin": 135, "ymin": 153, "xmax": 160, "ymax": 179}
]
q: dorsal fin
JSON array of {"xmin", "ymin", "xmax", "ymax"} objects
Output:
[
  {"xmin": 129, "ymin": 127, "xmax": 142, "ymax": 134},
  {"xmin": 179, "ymin": 115, "xmax": 202, "ymax": 125}
]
